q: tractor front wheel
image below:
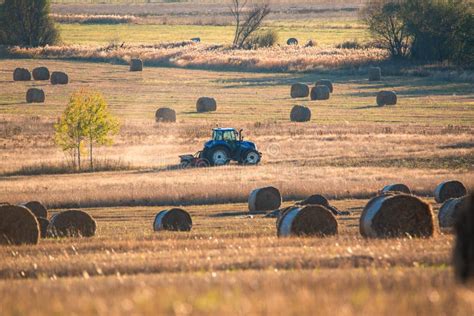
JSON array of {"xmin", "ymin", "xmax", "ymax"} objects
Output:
[
  {"xmin": 243, "ymin": 150, "xmax": 261, "ymax": 165},
  {"xmin": 210, "ymin": 147, "xmax": 230, "ymax": 166}
]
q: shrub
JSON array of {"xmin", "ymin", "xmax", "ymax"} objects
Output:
[
  {"xmin": 244, "ymin": 30, "xmax": 278, "ymax": 49},
  {"xmin": 336, "ymin": 40, "xmax": 362, "ymax": 49},
  {"xmin": 0, "ymin": 0, "xmax": 59, "ymax": 47}
]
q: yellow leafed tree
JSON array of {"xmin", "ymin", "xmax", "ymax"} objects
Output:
[{"xmin": 55, "ymin": 89, "xmax": 120, "ymax": 171}]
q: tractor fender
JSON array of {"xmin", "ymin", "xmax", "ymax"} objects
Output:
[{"xmin": 203, "ymin": 140, "xmax": 233, "ymax": 151}]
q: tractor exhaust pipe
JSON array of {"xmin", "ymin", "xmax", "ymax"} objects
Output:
[{"xmin": 239, "ymin": 129, "xmax": 243, "ymax": 141}]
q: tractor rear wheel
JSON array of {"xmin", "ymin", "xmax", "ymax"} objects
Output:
[
  {"xmin": 243, "ymin": 150, "xmax": 261, "ymax": 165},
  {"xmin": 210, "ymin": 147, "xmax": 230, "ymax": 166}
]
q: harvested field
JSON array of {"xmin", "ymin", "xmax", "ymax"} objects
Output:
[
  {"xmin": 0, "ymin": 200, "xmax": 472, "ymax": 315},
  {"xmin": 1, "ymin": 1, "xmax": 473, "ymax": 312}
]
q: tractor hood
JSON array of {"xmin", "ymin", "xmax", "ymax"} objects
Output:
[
  {"xmin": 203, "ymin": 140, "xmax": 258, "ymax": 150},
  {"xmin": 240, "ymin": 141, "xmax": 257, "ymax": 150}
]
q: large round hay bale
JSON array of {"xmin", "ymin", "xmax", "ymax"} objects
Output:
[
  {"xmin": 381, "ymin": 183, "xmax": 411, "ymax": 195},
  {"xmin": 49, "ymin": 210, "xmax": 97, "ymax": 238},
  {"xmin": 19, "ymin": 201, "xmax": 48, "ymax": 219},
  {"xmin": 369, "ymin": 67, "xmax": 381, "ymax": 81},
  {"xmin": 310, "ymin": 85, "xmax": 330, "ymax": 100},
  {"xmin": 0, "ymin": 205, "xmax": 40, "ymax": 245},
  {"xmin": 13, "ymin": 68, "xmax": 31, "ymax": 81},
  {"xmin": 37, "ymin": 217, "xmax": 50, "ymax": 239},
  {"xmin": 315, "ymin": 79, "xmax": 333, "ymax": 93},
  {"xmin": 248, "ymin": 186, "xmax": 282, "ymax": 213},
  {"xmin": 196, "ymin": 97, "xmax": 217, "ymax": 112},
  {"xmin": 130, "ymin": 58, "xmax": 143, "ymax": 71},
  {"xmin": 277, "ymin": 205, "xmax": 338, "ymax": 237},
  {"xmin": 287, "ymin": 38, "xmax": 298, "ymax": 45},
  {"xmin": 360, "ymin": 194, "xmax": 434, "ymax": 238},
  {"xmin": 439, "ymin": 195, "xmax": 469, "ymax": 229},
  {"xmin": 32, "ymin": 67, "xmax": 50, "ymax": 81},
  {"xmin": 191, "ymin": 37, "xmax": 201, "ymax": 43},
  {"xmin": 155, "ymin": 107, "xmax": 176, "ymax": 122},
  {"xmin": 290, "ymin": 83, "xmax": 309, "ymax": 98},
  {"xmin": 26, "ymin": 88, "xmax": 45, "ymax": 103},
  {"xmin": 376, "ymin": 90, "xmax": 397, "ymax": 106},
  {"xmin": 434, "ymin": 180, "xmax": 467, "ymax": 203},
  {"xmin": 153, "ymin": 208, "xmax": 192, "ymax": 231},
  {"xmin": 290, "ymin": 105, "xmax": 311, "ymax": 122},
  {"xmin": 453, "ymin": 193, "xmax": 473, "ymax": 283},
  {"xmin": 50, "ymin": 71, "xmax": 69, "ymax": 85},
  {"xmin": 299, "ymin": 194, "xmax": 330, "ymax": 207}
]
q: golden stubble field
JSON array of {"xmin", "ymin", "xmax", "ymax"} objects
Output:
[
  {"xmin": 0, "ymin": 55, "xmax": 473, "ymax": 315},
  {"xmin": 0, "ymin": 59, "xmax": 472, "ymax": 207},
  {"xmin": 1, "ymin": 200, "xmax": 473, "ymax": 315}
]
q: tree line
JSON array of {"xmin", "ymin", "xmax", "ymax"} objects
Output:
[{"xmin": 362, "ymin": 0, "xmax": 473, "ymax": 67}]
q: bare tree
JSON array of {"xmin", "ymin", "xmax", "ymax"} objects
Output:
[
  {"xmin": 361, "ymin": 0, "xmax": 410, "ymax": 58},
  {"xmin": 230, "ymin": 0, "xmax": 271, "ymax": 48}
]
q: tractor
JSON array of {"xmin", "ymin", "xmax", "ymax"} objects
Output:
[{"xmin": 180, "ymin": 128, "xmax": 261, "ymax": 167}]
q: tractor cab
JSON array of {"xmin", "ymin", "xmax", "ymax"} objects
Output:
[
  {"xmin": 212, "ymin": 128, "xmax": 240, "ymax": 142},
  {"xmin": 200, "ymin": 128, "xmax": 261, "ymax": 166}
]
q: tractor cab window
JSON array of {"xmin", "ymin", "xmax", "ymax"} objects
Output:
[
  {"xmin": 212, "ymin": 130, "xmax": 223, "ymax": 141},
  {"xmin": 223, "ymin": 130, "xmax": 237, "ymax": 142}
]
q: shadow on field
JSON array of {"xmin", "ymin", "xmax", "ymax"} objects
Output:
[{"xmin": 353, "ymin": 104, "xmax": 381, "ymax": 110}]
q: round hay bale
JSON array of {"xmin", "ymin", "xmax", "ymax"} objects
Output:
[
  {"xmin": 287, "ymin": 38, "xmax": 298, "ymax": 45},
  {"xmin": 153, "ymin": 208, "xmax": 192, "ymax": 231},
  {"xmin": 19, "ymin": 201, "xmax": 48, "ymax": 219},
  {"xmin": 299, "ymin": 194, "xmax": 330, "ymax": 207},
  {"xmin": 376, "ymin": 90, "xmax": 397, "ymax": 106},
  {"xmin": 277, "ymin": 205, "xmax": 338, "ymax": 237},
  {"xmin": 191, "ymin": 37, "xmax": 201, "ymax": 43},
  {"xmin": 290, "ymin": 105, "xmax": 311, "ymax": 122},
  {"xmin": 37, "ymin": 217, "xmax": 50, "ymax": 238},
  {"xmin": 50, "ymin": 71, "xmax": 69, "ymax": 85},
  {"xmin": 434, "ymin": 180, "xmax": 467, "ymax": 203},
  {"xmin": 360, "ymin": 194, "xmax": 434, "ymax": 238},
  {"xmin": 315, "ymin": 79, "xmax": 333, "ymax": 93},
  {"xmin": 49, "ymin": 210, "xmax": 97, "ymax": 238},
  {"xmin": 248, "ymin": 186, "xmax": 282, "ymax": 213},
  {"xmin": 196, "ymin": 97, "xmax": 217, "ymax": 112},
  {"xmin": 130, "ymin": 58, "xmax": 143, "ymax": 71},
  {"xmin": 290, "ymin": 83, "xmax": 309, "ymax": 98},
  {"xmin": 32, "ymin": 67, "xmax": 50, "ymax": 81},
  {"xmin": 26, "ymin": 88, "xmax": 45, "ymax": 103},
  {"xmin": 453, "ymin": 193, "xmax": 473, "ymax": 283},
  {"xmin": 0, "ymin": 205, "xmax": 40, "ymax": 245},
  {"xmin": 369, "ymin": 67, "xmax": 381, "ymax": 81},
  {"xmin": 439, "ymin": 196, "xmax": 469, "ymax": 229},
  {"xmin": 155, "ymin": 107, "xmax": 176, "ymax": 122},
  {"xmin": 310, "ymin": 85, "xmax": 330, "ymax": 100},
  {"xmin": 381, "ymin": 183, "xmax": 411, "ymax": 195},
  {"xmin": 13, "ymin": 68, "xmax": 31, "ymax": 81}
]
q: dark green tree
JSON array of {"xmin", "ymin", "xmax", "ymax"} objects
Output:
[
  {"xmin": 403, "ymin": 0, "xmax": 472, "ymax": 63},
  {"xmin": 0, "ymin": 0, "xmax": 59, "ymax": 47}
]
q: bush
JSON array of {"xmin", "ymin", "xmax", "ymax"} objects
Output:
[
  {"xmin": 336, "ymin": 40, "xmax": 362, "ymax": 49},
  {"xmin": 244, "ymin": 30, "xmax": 278, "ymax": 49},
  {"xmin": 0, "ymin": 0, "xmax": 59, "ymax": 47}
]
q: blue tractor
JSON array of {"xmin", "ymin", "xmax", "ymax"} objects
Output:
[{"xmin": 180, "ymin": 128, "xmax": 261, "ymax": 167}]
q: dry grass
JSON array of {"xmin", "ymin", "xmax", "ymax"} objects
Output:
[
  {"xmin": 51, "ymin": 13, "xmax": 138, "ymax": 24},
  {"xmin": 0, "ymin": 201, "xmax": 472, "ymax": 315},
  {"xmin": 8, "ymin": 43, "xmax": 387, "ymax": 72},
  {"xmin": 0, "ymin": 59, "xmax": 472, "ymax": 208}
]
